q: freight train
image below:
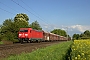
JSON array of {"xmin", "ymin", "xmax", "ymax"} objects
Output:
[{"xmin": 18, "ymin": 28, "xmax": 68, "ymax": 43}]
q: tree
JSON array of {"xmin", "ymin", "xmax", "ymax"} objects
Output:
[
  {"xmin": 72, "ymin": 30, "xmax": 90, "ymax": 40},
  {"xmin": 76, "ymin": 34, "xmax": 80, "ymax": 40},
  {"xmin": 1, "ymin": 19, "xmax": 14, "ymax": 33},
  {"xmin": 0, "ymin": 19, "xmax": 17, "ymax": 42},
  {"xmin": 72, "ymin": 34, "xmax": 76, "ymax": 40},
  {"xmin": 29, "ymin": 21, "xmax": 42, "ymax": 30},
  {"xmin": 72, "ymin": 34, "xmax": 80, "ymax": 40},
  {"xmin": 79, "ymin": 30, "xmax": 90, "ymax": 39},
  {"xmin": 50, "ymin": 29, "xmax": 67, "ymax": 37},
  {"xmin": 14, "ymin": 13, "xmax": 29, "ymax": 22},
  {"xmin": 14, "ymin": 20, "xmax": 29, "ymax": 29},
  {"xmin": 84, "ymin": 30, "xmax": 90, "ymax": 37}
]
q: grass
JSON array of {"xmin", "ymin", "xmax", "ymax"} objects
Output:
[
  {"xmin": 0, "ymin": 41, "xmax": 3, "ymax": 44},
  {"xmin": 5, "ymin": 41, "xmax": 73, "ymax": 60}
]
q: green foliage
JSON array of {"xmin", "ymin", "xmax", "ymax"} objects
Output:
[
  {"xmin": 50, "ymin": 29, "xmax": 67, "ymax": 37},
  {"xmin": 29, "ymin": 20, "xmax": 42, "ymax": 30},
  {"xmin": 14, "ymin": 13, "xmax": 29, "ymax": 22},
  {"xmin": 0, "ymin": 19, "xmax": 18, "ymax": 42},
  {"xmin": 14, "ymin": 20, "xmax": 29, "ymax": 28},
  {"xmin": 72, "ymin": 34, "xmax": 80, "ymax": 40},
  {"xmin": 83, "ymin": 30, "xmax": 90, "ymax": 37},
  {"xmin": 72, "ymin": 30, "xmax": 90, "ymax": 40},
  {"xmin": 6, "ymin": 41, "xmax": 72, "ymax": 60}
]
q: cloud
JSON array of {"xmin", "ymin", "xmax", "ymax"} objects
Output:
[
  {"xmin": 70, "ymin": 25, "xmax": 90, "ymax": 32},
  {"xmin": 61, "ymin": 28, "xmax": 66, "ymax": 30},
  {"xmin": 42, "ymin": 24, "xmax": 90, "ymax": 32}
]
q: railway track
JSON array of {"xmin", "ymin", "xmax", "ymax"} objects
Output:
[
  {"xmin": 0, "ymin": 43, "xmax": 38, "ymax": 50},
  {"xmin": 0, "ymin": 41, "xmax": 64, "ymax": 50}
]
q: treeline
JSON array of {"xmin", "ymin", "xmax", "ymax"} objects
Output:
[
  {"xmin": 0, "ymin": 13, "xmax": 69, "ymax": 43},
  {"xmin": 72, "ymin": 30, "xmax": 90, "ymax": 40}
]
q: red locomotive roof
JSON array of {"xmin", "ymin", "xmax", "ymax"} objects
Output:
[{"xmin": 20, "ymin": 28, "xmax": 32, "ymax": 30}]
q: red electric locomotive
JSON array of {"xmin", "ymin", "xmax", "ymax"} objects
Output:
[{"xmin": 18, "ymin": 28, "xmax": 43, "ymax": 43}]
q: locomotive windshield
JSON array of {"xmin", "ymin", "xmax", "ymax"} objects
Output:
[{"xmin": 20, "ymin": 30, "xmax": 28, "ymax": 32}]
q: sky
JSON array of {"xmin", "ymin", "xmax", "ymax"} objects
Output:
[{"xmin": 0, "ymin": 0, "xmax": 90, "ymax": 37}]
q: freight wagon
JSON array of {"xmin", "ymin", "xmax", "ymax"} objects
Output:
[{"xmin": 43, "ymin": 31, "xmax": 50, "ymax": 41}]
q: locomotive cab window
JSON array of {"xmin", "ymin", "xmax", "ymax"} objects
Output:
[{"xmin": 20, "ymin": 30, "xmax": 28, "ymax": 32}]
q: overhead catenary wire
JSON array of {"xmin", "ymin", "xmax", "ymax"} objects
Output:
[
  {"xmin": 0, "ymin": 7, "xmax": 15, "ymax": 15},
  {"xmin": 0, "ymin": 1, "xmax": 19, "ymax": 13},
  {"xmin": 20, "ymin": 0, "xmax": 40, "ymax": 16},
  {"xmin": 20, "ymin": 0, "xmax": 47, "ymax": 21},
  {"xmin": 0, "ymin": 1, "xmax": 38, "ymax": 23},
  {"xmin": 11, "ymin": 0, "xmax": 49, "ymax": 25},
  {"xmin": 11, "ymin": 0, "xmax": 40, "ymax": 19}
]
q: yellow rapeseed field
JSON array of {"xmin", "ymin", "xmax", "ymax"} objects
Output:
[{"xmin": 71, "ymin": 39, "xmax": 90, "ymax": 60}]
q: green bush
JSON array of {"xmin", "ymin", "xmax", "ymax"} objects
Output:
[{"xmin": 0, "ymin": 32, "xmax": 19, "ymax": 43}]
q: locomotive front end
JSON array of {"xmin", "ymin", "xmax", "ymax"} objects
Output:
[{"xmin": 18, "ymin": 28, "xmax": 30, "ymax": 43}]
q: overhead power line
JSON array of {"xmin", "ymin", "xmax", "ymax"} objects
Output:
[
  {"xmin": 11, "ymin": 0, "xmax": 49, "ymax": 25},
  {"xmin": 0, "ymin": 7, "xmax": 15, "ymax": 15},
  {"xmin": 11, "ymin": 0, "xmax": 40, "ymax": 18},
  {"xmin": 0, "ymin": 1, "xmax": 19, "ymax": 13},
  {"xmin": 20, "ymin": 0, "xmax": 42, "ymax": 18}
]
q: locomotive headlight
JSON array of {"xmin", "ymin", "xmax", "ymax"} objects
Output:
[
  {"xmin": 25, "ymin": 34, "xmax": 28, "ymax": 36},
  {"xmin": 19, "ymin": 34, "xmax": 22, "ymax": 36}
]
